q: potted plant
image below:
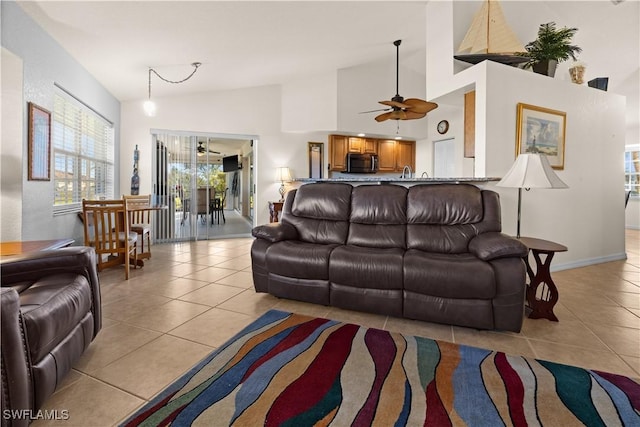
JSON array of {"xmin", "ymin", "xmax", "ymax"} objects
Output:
[{"xmin": 520, "ymin": 22, "xmax": 582, "ymax": 77}]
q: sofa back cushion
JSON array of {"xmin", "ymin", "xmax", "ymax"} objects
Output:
[
  {"xmin": 282, "ymin": 183, "xmax": 352, "ymax": 244},
  {"xmin": 406, "ymin": 184, "xmax": 501, "ymax": 253},
  {"xmin": 348, "ymin": 185, "xmax": 407, "ymax": 248}
]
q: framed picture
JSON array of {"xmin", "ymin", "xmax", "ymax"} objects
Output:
[
  {"xmin": 516, "ymin": 103, "xmax": 566, "ymax": 169},
  {"xmin": 28, "ymin": 102, "xmax": 51, "ymax": 180},
  {"xmin": 308, "ymin": 142, "xmax": 323, "ymax": 179}
]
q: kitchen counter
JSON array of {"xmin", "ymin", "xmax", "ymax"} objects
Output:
[{"xmin": 293, "ymin": 177, "xmax": 499, "ymax": 184}]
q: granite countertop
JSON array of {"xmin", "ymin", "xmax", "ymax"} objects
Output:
[{"xmin": 293, "ymin": 177, "xmax": 500, "ymax": 183}]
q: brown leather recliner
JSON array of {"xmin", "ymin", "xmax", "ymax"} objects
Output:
[
  {"xmin": 251, "ymin": 183, "xmax": 528, "ymax": 332},
  {"xmin": 1, "ymin": 247, "xmax": 102, "ymax": 427}
]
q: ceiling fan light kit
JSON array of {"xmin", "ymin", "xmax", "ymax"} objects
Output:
[
  {"xmin": 144, "ymin": 62, "xmax": 202, "ymax": 117},
  {"xmin": 363, "ymin": 40, "xmax": 437, "ymax": 123},
  {"xmin": 197, "ymin": 140, "xmax": 221, "ymax": 156}
]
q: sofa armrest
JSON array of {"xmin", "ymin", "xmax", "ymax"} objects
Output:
[
  {"xmin": 1, "ymin": 247, "xmax": 102, "ymax": 339},
  {"xmin": 469, "ymin": 232, "xmax": 528, "ymax": 261},
  {"xmin": 1, "ymin": 288, "xmax": 32, "ymax": 425},
  {"xmin": 252, "ymin": 223, "xmax": 298, "ymax": 243}
]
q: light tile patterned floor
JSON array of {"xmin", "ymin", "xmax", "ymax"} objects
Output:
[{"xmin": 32, "ymin": 230, "xmax": 640, "ymax": 426}]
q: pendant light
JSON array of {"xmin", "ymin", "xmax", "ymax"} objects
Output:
[{"xmin": 143, "ymin": 62, "xmax": 201, "ymax": 117}]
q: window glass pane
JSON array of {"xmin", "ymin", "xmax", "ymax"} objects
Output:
[
  {"xmin": 625, "ymin": 149, "xmax": 640, "ymax": 196},
  {"xmin": 52, "ymin": 89, "xmax": 114, "ymax": 206}
]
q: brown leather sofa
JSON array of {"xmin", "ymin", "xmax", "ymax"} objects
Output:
[
  {"xmin": 251, "ymin": 183, "xmax": 528, "ymax": 332},
  {"xmin": 1, "ymin": 247, "xmax": 102, "ymax": 426}
]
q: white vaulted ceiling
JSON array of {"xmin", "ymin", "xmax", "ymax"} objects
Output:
[
  {"xmin": 14, "ymin": 1, "xmax": 639, "ymax": 129},
  {"xmin": 17, "ymin": 1, "xmax": 428, "ymax": 102}
]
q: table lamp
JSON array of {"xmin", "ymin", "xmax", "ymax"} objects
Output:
[
  {"xmin": 496, "ymin": 154, "xmax": 568, "ymax": 238},
  {"xmin": 275, "ymin": 167, "xmax": 292, "ymax": 202}
]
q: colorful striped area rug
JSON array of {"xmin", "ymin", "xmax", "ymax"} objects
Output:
[{"xmin": 122, "ymin": 310, "xmax": 639, "ymax": 426}]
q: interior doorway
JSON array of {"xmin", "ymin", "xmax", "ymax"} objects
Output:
[
  {"xmin": 433, "ymin": 138, "xmax": 455, "ymax": 178},
  {"xmin": 151, "ymin": 130, "xmax": 256, "ymax": 243}
]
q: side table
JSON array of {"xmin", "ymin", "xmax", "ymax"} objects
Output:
[
  {"xmin": 268, "ymin": 201, "xmax": 283, "ymax": 223},
  {"xmin": 1, "ymin": 239, "xmax": 75, "ymax": 256},
  {"xmin": 517, "ymin": 237, "xmax": 567, "ymax": 321}
]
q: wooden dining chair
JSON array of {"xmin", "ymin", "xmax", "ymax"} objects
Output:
[
  {"xmin": 195, "ymin": 187, "xmax": 214, "ymax": 224},
  {"xmin": 124, "ymin": 194, "xmax": 152, "ymax": 259},
  {"xmin": 212, "ymin": 187, "xmax": 228, "ymax": 224},
  {"xmin": 82, "ymin": 199, "xmax": 138, "ymax": 280}
]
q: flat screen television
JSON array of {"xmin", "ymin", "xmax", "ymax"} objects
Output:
[{"xmin": 222, "ymin": 155, "xmax": 239, "ymax": 172}]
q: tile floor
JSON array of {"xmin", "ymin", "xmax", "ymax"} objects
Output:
[{"xmin": 33, "ymin": 230, "xmax": 640, "ymax": 426}]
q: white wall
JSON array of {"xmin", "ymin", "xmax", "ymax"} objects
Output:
[
  {"xmin": 1, "ymin": 48, "xmax": 24, "ymax": 241},
  {"xmin": 120, "ymin": 85, "xmax": 327, "ymax": 226},
  {"xmin": 281, "ymin": 71, "xmax": 337, "ymax": 132},
  {"xmin": 1, "ymin": 2, "xmax": 121, "ymax": 243},
  {"xmin": 337, "ymin": 58, "xmax": 428, "ymax": 140},
  {"xmin": 426, "ymin": 3, "xmax": 628, "ymax": 270}
]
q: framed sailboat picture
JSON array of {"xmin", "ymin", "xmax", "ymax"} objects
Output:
[{"xmin": 515, "ymin": 103, "xmax": 566, "ymax": 170}]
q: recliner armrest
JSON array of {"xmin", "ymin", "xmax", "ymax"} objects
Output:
[
  {"xmin": 1, "ymin": 288, "xmax": 32, "ymax": 425},
  {"xmin": 252, "ymin": 223, "xmax": 298, "ymax": 243},
  {"xmin": 1, "ymin": 247, "xmax": 102, "ymax": 339},
  {"xmin": 469, "ymin": 232, "xmax": 528, "ymax": 261}
]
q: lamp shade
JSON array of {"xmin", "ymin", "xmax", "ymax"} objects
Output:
[
  {"xmin": 275, "ymin": 167, "xmax": 292, "ymax": 182},
  {"xmin": 143, "ymin": 100, "xmax": 156, "ymax": 117},
  {"xmin": 496, "ymin": 154, "xmax": 568, "ymax": 189}
]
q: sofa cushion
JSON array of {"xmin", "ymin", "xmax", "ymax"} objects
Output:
[
  {"xmin": 404, "ymin": 250, "xmax": 496, "ymax": 299},
  {"xmin": 348, "ymin": 185, "xmax": 407, "ymax": 248},
  {"xmin": 329, "ymin": 245, "xmax": 404, "ymax": 290},
  {"xmin": 282, "ymin": 183, "xmax": 352, "ymax": 245},
  {"xmin": 19, "ymin": 273, "xmax": 92, "ymax": 363},
  {"xmin": 407, "ymin": 184, "xmax": 487, "ymax": 253},
  {"xmin": 266, "ymin": 241, "xmax": 338, "ymax": 279}
]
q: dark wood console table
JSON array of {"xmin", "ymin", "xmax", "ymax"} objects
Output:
[
  {"xmin": 517, "ymin": 237, "xmax": 567, "ymax": 321},
  {"xmin": 1, "ymin": 238, "xmax": 75, "ymax": 256}
]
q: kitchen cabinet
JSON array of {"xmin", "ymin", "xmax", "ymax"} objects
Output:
[
  {"xmin": 377, "ymin": 140, "xmax": 397, "ymax": 172},
  {"xmin": 464, "ymin": 90, "xmax": 475, "ymax": 158},
  {"xmin": 329, "ymin": 135, "xmax": 414, "ymax": 173},
  {"xmin": 377, "ymin": 140, "xmax": 415, "ymax": 172},
  {"xmin": 396, "ymin": 141, "xmax": 415, "ymax": 171},
  {"xmin": 329, "ymin": 135, "xmax": 348, "ymax": 171},
  {"xmin": 347, "ymin": 137, "xmax": 377, "ymax": 154}
]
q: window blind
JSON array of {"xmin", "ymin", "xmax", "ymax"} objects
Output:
[{"xmin": 52, "ymin": 89, "xmax": 114, "ymax": 214}]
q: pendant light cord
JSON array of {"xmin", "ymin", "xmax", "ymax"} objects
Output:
[
  {"xmin": 150, "ymin": 62, "xmax": 201, "ymax": 84},
  {"xmin": 147, "ymin": 62, "xmax": 202, "ymax": 99}
]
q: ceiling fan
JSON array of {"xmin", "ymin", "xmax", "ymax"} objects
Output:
[
  {"xmin": 362, "ymin": 40, "xmax": 438, "ymax": 122},
  {"xmin": 196, "ymin": 140, "xmax": 220, "ymax": 155}
]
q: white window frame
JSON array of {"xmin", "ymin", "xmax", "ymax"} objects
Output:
[{"xmin": 52, "ymin": 87, "xmax": 114, "ymax": 215}]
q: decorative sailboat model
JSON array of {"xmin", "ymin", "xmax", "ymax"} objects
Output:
[{"xmin": 454, "ymin": 0, "xmax": 528, "ymax": 66}]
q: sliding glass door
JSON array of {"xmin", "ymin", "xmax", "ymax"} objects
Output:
[{"xmin": 151, "ymin": 130, "xmax": 254, "ymax": 243}]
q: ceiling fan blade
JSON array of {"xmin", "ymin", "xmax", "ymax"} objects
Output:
[
  {"xmin": 379, "ymin": 100, "xmax": 411, "ymax": 109},
  {"xmin": 403, "ymin": 98, "xmax": 438, "ymax": 114},
  {"xmin": 359, "ymin": 108, "xmax": 391, "ymax": 114},
  {"xmin": 208, "ymin": 150, "xmax": 221, "ymax": 154},
  {"xmin": 403, "ymin": 110, "xmax": 427, "ymax": 120},
  {"xmin": 375, "ymin": 111, "xmax": 394, "ymax": 122}
]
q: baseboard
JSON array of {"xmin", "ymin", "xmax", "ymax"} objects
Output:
[{"xmin": 552, "ymin": 252, "xmax": 628, "ymax": 272}]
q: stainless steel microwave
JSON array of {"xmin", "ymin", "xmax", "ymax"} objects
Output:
[{"xmin": 345, "ymin": 153, "xmax": 379, "ymax": 173}]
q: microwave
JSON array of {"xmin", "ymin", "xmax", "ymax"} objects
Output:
[{"xmin": 345, "ymin": 153, "xmax": 378, "ymax": 173}]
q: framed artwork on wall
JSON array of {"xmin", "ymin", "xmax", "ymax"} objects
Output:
[
  {"xmin": 28, "ymin": 102, "xmax": 51, "ymax": 180},
  {"xmin": 308, "ymin": 142, "xmax": 323, "ymax": 179},
  {"xmin": 516, "ymin": 103, "xmax": 566, "ymax": 170}
]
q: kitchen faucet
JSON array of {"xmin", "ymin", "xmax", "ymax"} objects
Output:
[
  {"xmin": 421, "ymin": 171, "xmax": 429, "ymax": 178},
  {"xmin": 401, "ymin": 165, "xmax": 412, "ymax": 179}
]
